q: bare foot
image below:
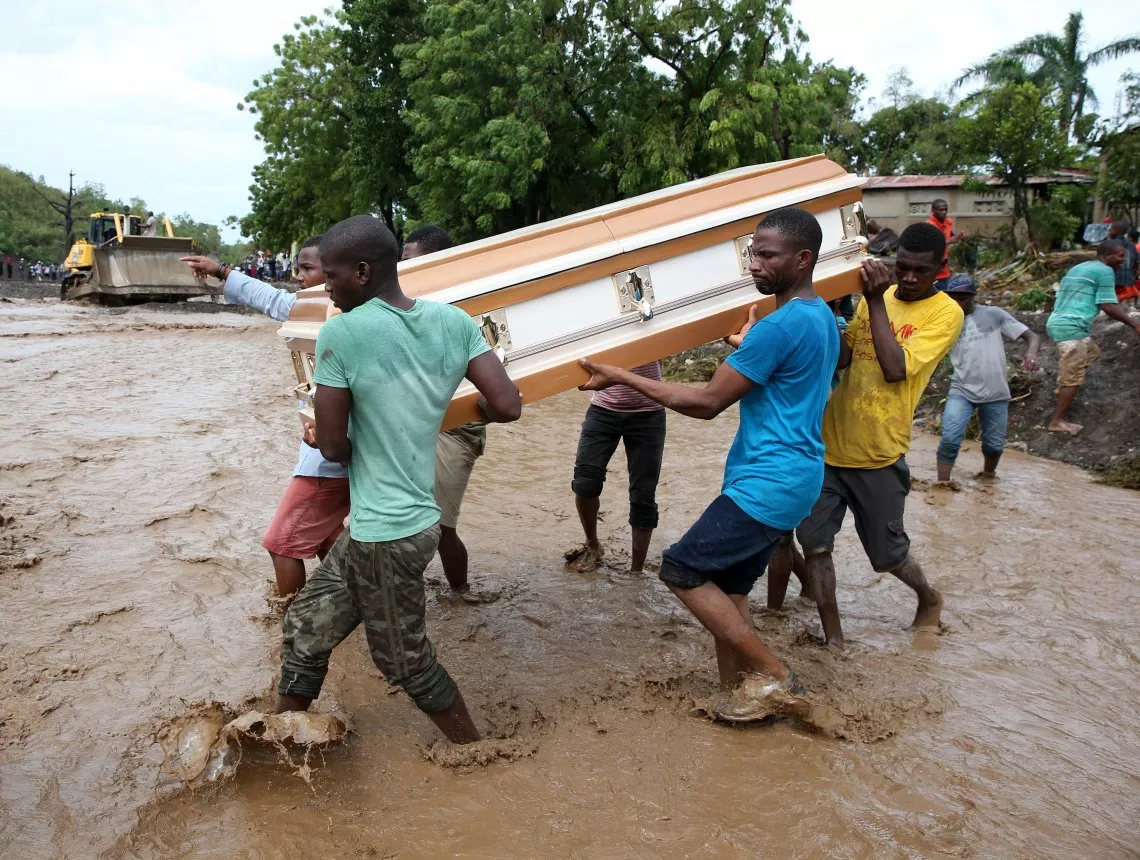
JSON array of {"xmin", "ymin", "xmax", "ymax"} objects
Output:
[
  {"xmin": 912, "ymin": 589, "xmax": 944, "ymax": 631},
  {"xmin": 565, "ymin": 544, "xmax": 604, "ymax": 573},
  {"xmin": 975, "ymin": 471, "xmax": 998, "ymax": 481},
  {"xmin": 1048, "ymin": 421, "xmax": 1083, "ymax": 435},
  {"xmin": 931, "ymin": 480, "xmax": 961, "ymax": 491}
]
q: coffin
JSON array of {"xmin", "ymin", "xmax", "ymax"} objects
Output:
[{"xmin": 279, "ymin": 154, "xmax": 866, "ymax": 430}]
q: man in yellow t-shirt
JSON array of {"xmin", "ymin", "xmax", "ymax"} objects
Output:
[{"xmin": 796, "ymin": 223, "xmax": 964, "ymax": 645}]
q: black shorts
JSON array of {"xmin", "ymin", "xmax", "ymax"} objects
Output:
[
  {"xmin": 658, "ymin": 495, "xmax": 790, "ymax": 595},
  {"xmin": 796, "ymin": 459, "xmax": 911, "ymax": 572},
  {"xmin": 571, "ymin": 404, "xmax": 666, "ymax": 529}
]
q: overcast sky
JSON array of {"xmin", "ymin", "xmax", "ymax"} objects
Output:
[{"xmin": 0, "ymin": 0, "xmax": 1133, "ymax": 239}]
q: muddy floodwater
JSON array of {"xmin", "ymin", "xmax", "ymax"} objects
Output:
[{"xmin": 1, "ymin": 299, "xmax": 1139, "ymax": 859}]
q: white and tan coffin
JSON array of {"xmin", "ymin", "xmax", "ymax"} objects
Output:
[{"xmin": 279, "ymin": 154, "xmax": 866, "ymax": 430}]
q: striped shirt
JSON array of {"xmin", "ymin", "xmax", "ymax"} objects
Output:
[
  {"xmin": 591, "ymin": 362, "xmax": 665, "ymax": 413},
  {"xmin": 1046, "ymin": 260, "xmax": 1118, "ymax": 342}
]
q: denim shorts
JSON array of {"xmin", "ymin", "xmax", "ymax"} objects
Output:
[{"xmin": 658, "ymin": 495, "xmax": 790, "ymax": 595}]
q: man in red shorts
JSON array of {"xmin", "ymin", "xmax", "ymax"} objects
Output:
[{"xmin": 183, "ymin": 237, "xmax": 350, "ymax": 597}]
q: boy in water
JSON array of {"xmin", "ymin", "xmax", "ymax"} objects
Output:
[{"xmin": 182, "ymin": 239, "xmax": 349, "ymax": 598}]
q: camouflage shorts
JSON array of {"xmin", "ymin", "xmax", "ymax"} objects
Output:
[{"xmin": 279, "ymin": 524, "xmax": 458, "ymax": 714}]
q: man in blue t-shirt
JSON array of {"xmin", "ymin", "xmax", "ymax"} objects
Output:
[{"xmin": 579, "ymin": 207, "xmax": 840, "ymax": 723}]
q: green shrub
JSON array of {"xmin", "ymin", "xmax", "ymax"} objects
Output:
[{"xmin": 1013, "ymin": 282, "xmax": 1053, "ymax": 311}]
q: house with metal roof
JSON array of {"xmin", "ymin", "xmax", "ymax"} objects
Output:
[{"xmin": 861, "ymin": 171, "xmax": 1094, "ymax": 235}]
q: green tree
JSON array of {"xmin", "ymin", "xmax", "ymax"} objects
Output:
[
  {"xmin": 605, "ymin": 0, "xmax": 864, "ymax": 186},
  {"xmin": 239, "ymin": 12, "xmax": 361, "ymax": 247},
  {"xmin": 962, "ymin": 82, "xmax": 1070, "ymax": 245},
  {"xmin": 341, "ymin": 0, "xmax": 426, "ymax": 232},
  {"xmin": 1098, "ymin": 128, "xmax": 1140, "ymax": 226},
  {"xmin": 955, "ymin": 11, "xmax": 1140, "ymax": 143},
  {"xmin": 0, "ymin": 168, "xmax": 120, "ymax": 260},
  {"xmin": 396, "ymin": 0, "xmax": 863, "ymax": 237},
  {"xmin": 169, "ymin": 214, "xmax": 223, "ymax": 255},
  {"xmin": 1095, "ymin": 72, "xmax": 1140, "ymax": 225}
]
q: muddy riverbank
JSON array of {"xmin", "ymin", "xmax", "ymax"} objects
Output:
[{"xmin": 1, "ymin": 299, "xmax": 1139, "ymax": 858}]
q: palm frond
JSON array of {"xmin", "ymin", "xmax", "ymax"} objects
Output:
[{"xmin": 1088, "ymin": 37, "xmax": 1140, "ymax": 65}]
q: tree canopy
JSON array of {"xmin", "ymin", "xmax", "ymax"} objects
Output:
[{"xmin": 240, "ymin": 0, "xmax": 868, "ymax": 245}]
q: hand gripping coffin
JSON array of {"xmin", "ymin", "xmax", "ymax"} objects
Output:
[{"xmin": 278, "ymin": 154, "xmax": 867, "ymax": 430}]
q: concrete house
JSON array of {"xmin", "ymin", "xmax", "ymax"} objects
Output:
[{"xmin": 862, "ymin": 171, "xmax": 1094, "ymax": 235}]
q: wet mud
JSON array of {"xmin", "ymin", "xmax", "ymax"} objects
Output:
[{"xmin": 1, "ymin": 299, "xmax": 1139, "ymax": 858}]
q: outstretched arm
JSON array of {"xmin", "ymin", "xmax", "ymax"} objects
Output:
[
  {"xmin": 181, "ymin": 255, "xmax": 295, "ymax": 322},
  {"xmin": 579, "ymin": 358, "xmax": 752, "ymax": 420},
  {"xmin": 1099, "ymin": 302, "xmax": 1140, "ymax": 336},
  {"xmin": 466, "ymin": 352, "xmax": 522, "ymax": 423}
]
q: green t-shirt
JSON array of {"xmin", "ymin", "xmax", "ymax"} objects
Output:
[
  {"xmin": 1046, "ymin": 260, "xmax": 1118, "ymax": 342},
  {"xmin": 313, "ymin": 298, "xmax": 490, "ymax": 542}
]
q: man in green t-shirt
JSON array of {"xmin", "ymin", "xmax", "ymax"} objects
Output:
[
  {"xmin": 277, "ymin": 215, "xmax": 522, "ymax": 745},
  {"xmin": 1046, "ymin": 239, "xmax": 1140, "ymax": 435}
]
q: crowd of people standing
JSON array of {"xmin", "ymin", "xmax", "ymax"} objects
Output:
[
  {"xmin": 1, "ymin": 254, "xmax": 62, "ymax": 281},
  {"xmin": 239, "ymin": 250, "xmax": 293, "ymax": 283}
]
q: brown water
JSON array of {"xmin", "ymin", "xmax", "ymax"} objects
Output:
[{"xmin": 2, "ymin": 299, "xmax": 1139, "ymax": 859}]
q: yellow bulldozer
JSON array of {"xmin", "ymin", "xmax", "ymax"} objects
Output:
[{"xmin": 61, "ymin": 213, "xmax": 220, "ymax": 304}]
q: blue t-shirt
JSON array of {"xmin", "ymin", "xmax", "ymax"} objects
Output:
[{"xmin": 723, "ymin": 297, "xmax": 840, "ymax": 531}]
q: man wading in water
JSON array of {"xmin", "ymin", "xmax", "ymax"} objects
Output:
[
  {"xmin": 277, "ymin": 216, "xmax": 521, "ymax": 743},
  {"xmin": 579, "ymin": 207, "xmax": 839, "ymax": 721},
  {"xmin": 791, "ymin": 223, "xmax": 963, "ymax": 645}
]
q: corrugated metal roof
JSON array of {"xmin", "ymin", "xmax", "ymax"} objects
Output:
[
  {"xmin": 863, "ymin": 175, "xmax": 967, "ymax": 189},
  {"xmin": 863, "ymin": 171, "xmax": 1094, "ymax": 190}
]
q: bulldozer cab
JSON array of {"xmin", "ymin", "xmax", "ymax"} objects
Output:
[{"xmin": 87, "ymin": 213, "xmax": 143, "ymax": 246}]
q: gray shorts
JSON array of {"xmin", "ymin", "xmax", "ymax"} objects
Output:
[
  {"xmin": 796, "ymin": 458, "xmax": 911, "ymax": 572},
  {"xmin": 434, "ymin": 424, "xmax": 486, "ymax": 529}
]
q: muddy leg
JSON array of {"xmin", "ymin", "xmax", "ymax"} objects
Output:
[
  {"xmin": 427, "ymin": 692, "xmax": 480, "ymax": 744},
  {"xmin": 276, "ymin": 693, "xmax": 312, "ymax": 712},
  {"xmin": 766, "ymin": 541, "xmax": 794, "ymax": 610},
  {"xmin": 804, "ymin": 551, "xmax": 844, "ymax": 646},
  {"xmin": 269, "ymin": 551, "xmax": 306, "ymax": 598},
  {"xmin": 889, "ymin": 554, "xmax": 943, "ymax": 630},
  {"xmin": 1049, "ymin": 386, "xmax": 1083, "ymax": 434},
  {"xmin": 437, "ymin": 526, "xmax": 469, "ymax": 590},
  {"xmin": 631, "ymin": 527, "xmax": 653, "ymax": 574},
  {"xmin": 668, "ymin": 582, "xmax": 788, "ymax": 680},
  {"xmin": 715, "ymin": 595, "xmax": 754, "ymax": 688},
  {"xmin": 568, "ymin": 494, "xmax": 605, "ymax": 572},
  {"xmin": 790, "ymin": 542, "xmax": 813, "ymax": 601}
]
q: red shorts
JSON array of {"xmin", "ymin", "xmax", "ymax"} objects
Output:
[
  {"xmin": 261, "ymin": 476, "xmax": 350, "ymax": 559},
  {"xmin": 1116, "ymin": 283, "xmax": 1140, "ymax": 302}
]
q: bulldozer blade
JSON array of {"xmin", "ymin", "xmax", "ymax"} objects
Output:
[{"xmin": 68, "ymin": 244, "xmax": 220, "ymax": 303}]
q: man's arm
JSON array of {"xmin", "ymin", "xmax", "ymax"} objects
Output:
[
  {"xmin": 579, "ymin": 358, "xmax": 753, "ymax": 420},
  {"xmin": 1098, "ymin": 302, "xmax": 1140, "ymax": 336},
  {"xmin": 313, "ymin": 384, "xmax": 352, "ymax": 465},
  {"xmin": 466, "ymin": 352, "xmax": 522, "ymax": 422},
  {"xmin": 860, "ymin": 259, "xmax": 908, "ymax": 382},
  {"xmin": 837, "ymin": 333, "xmax": 854, "ymax": 370},
  {"xmin": 180, "ymin": 254, "xmax": 295, "ymax": 321}
]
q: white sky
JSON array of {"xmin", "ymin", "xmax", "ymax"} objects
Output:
[{"xmin": 0, "ymin": 0, "xmax": 1134, "ymax": 239}]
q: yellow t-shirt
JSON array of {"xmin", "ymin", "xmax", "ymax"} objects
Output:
[{"xmin": 823, "ymin": 288, "xmax": 963, "ymax": 469}]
